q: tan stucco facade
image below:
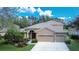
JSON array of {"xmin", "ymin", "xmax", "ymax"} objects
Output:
[
  {"xmin": 24, "ymin": 20, "xmax": 66, "ymax": 42},
  {"xmin": 35, "ymin": 28, "xmax": 55, "ymax": 42},
  {"xmin": 35, "ymin": 28, "xmax": 65, "ymax": 42}
]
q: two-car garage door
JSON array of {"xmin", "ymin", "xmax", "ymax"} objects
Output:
[
  {"xmin": 36, "ymin": 28, "xmax": 65, "ymax": 42},
  {"xmin": 37, "ymin": 34, "xmax": 65, "ymax": 42},
  {"xmin": 37, "ymin": 35, "xmax": 54, "ymax": 42},
  {"xmin": 36, "ymin": 28, "xmax": 55, "ymax": 42}
]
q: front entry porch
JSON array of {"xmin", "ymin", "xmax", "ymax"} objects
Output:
[{"xmin": 23, "ymin": 29, "xmax": 37, "ymax": 43}]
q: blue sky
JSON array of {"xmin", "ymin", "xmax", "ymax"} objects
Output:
[{"xmin": 17, "ymin": 7, "xmax": 79, "ymax": 22}]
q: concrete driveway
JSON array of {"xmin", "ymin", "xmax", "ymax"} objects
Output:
[{"xmin": 31, "ymin": 42, "xmax": 69, "ymax": 51}]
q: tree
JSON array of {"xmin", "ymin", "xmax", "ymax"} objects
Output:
[
  {"xmin": 4, "ymin": 24, "xmax": 20, "ymax": 42},
  {"xmin": 20, "ymin": 17, "xmax": 28, "ymax": 28},
  {"xmin": 68, "ymin": 16, "xmax": 79, "ymax": 29},
  {"xmin": 4, "ymin": 27, "xmax": 24, "ymax": 44},
  {"xmin": 14, "ymin": 16, "xmax": 29, "ymax": 28},
  {"xmin": 39, "ymin": 15, "xmax": 46, "ymax": 23},
  {"xmin": 0, "ymin": 7, "xmax": 18, "ymax": 28},
  {"xmin": 0, "ymin": 7, "xmax": 17, "ymax": 19}
]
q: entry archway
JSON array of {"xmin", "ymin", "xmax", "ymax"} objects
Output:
[{"xmin": 29, "ymin": 30, "xmax": 36, "ymax": 39}]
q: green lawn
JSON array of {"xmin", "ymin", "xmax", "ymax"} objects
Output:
[
  {"xmin": 0, "ymin": 39, "xmax": 35, "ymax": 51},
  {"xmin": 65, "ymin": 35, "xmax": 79, "ymax": 51},
  {"xmin": 67, "ymin": 40, "xmax": 79, "ymax": 51}
]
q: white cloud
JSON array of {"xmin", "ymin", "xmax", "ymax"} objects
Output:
[
  {"xmin": 58, "ymin": 16, "xmax": 71, "ymax": 20},
  {"xmin": 44, "ymin": 10, "xmax": 53, "ymax": 16},
  {"xmin": 39, "ymin": 11, "xmax": 44, "ymax": 16},
  {"xmin": 18, "ymin": 7, "xmax": 36, "ymax": 13},
  {"xmin": 17, "ymin": 7, "xmax": 28, "ymax": 12},
  {"xmin": 58, "ymin": 17, "xmax": 66, "ymax": 20},
  {"xmin": 37, "ymin": 8, "xmax": 44, "ymax": 15},
  {"xmin": 25, "ymin": 16, "xmax": 28, "ymax": 18},
  {"xmin": 29, "ymin": 7, "xmax": 36, "ymax": 13},
  {"xmin": 37, "ymin": 8, "xmax": 53, "ymax": 17},
  {"xmin": 37, "ymin": 8, "xmax": 43, "ymax": 13},
  {"xmin": 68, "ymin": 17, "xmax": 71, "ymax": 18},
  {"xmin": 18, "ymin": 7, "xmax": 53, "ymax": 17},
  {"xmin": 18, "ymin": 16, "xmax": 23, "ymax": 19}
]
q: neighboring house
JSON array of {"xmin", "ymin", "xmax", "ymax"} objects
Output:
[
  {"xmin": 68, "ymin": 30, "xmax": 79, "ymax": 35},
  {"xmin": 68, "ymin": 27, "xmax": 79, "ymax": 35},
  {"xmin": 21, "ymin": 20, "xmax": 67, "ymax": 42}
]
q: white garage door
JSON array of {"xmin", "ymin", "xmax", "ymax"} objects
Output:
[
  {"xmin": 37, "ymin": 35, "xmax": 54, "ymax": 42},
  {"xmin": 55, "ymin": 35, "xmax": 65, "ymax": 42}
]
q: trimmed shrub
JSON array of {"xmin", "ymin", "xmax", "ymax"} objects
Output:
[
  {"xmin": 4, "ymin": 28, "xmax": 24, "ymax": 44},
  {"xmin": 17, "ymin": 42, "xmax": 25, "ymax": 47},
  {"xmin": 65, "ymin": 40, "xmax": 71, "ymax": 44},
  {"xmin": 69, "ymin": 35, "xmax": 79, "ymax": 40},
  {"xmin": 32, "ymin": 39, "xmax": 37, "ymax": 43}
]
